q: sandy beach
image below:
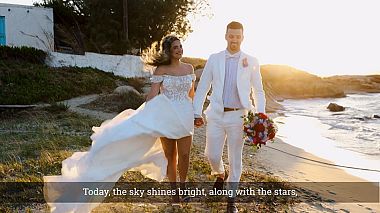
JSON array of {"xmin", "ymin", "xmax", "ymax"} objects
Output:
[
  {"xmin": 252, "ymin": 137, "xmax": 380, "ymax": 212},
  {"xmin": 187, "ymin": 118, "xmax": 378, "ymax": 213}
]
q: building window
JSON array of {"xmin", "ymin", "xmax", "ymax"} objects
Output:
[{"xmin": 0, "ymin": 16, "xmax": 6, "ymax": 45}]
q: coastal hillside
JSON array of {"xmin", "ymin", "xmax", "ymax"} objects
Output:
[
  {"xmin": 324, "ymin": 75, "xmax": 380, "ymax": 93},
  {"xmin": 261, "ymin": 65, "xmax": 380, "ymax": 99},
  {"xmin": 261, "ymin": 65, "xmax": 345, "ymax": 99}
]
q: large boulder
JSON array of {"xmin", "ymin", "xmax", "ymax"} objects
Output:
[
  {"xmin": 141, "ymin": 86, "xmax": 151, "ymax": 95},
  {"xmin": 113, "ymin": 86, "xmax": 140, "ymax": 96},
  {"xmin": 327, "ymin": 103, "xmax": 345, "ymax": 112}
]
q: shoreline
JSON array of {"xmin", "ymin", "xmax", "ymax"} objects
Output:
[
  {"xmin": 273, "ymin": 92, "xmax": 380, "ymax": 184},
  {"xmin": 251, "ymin": 137, "xmax": 380, "ymax": 212}
]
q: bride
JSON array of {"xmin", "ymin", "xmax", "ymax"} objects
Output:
[{"xmin": 43, "ymin": 35, "xmax": 196, "ymax": 212}]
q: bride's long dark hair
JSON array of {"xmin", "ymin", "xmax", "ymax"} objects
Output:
[{"xmin": 143, "ymin": 35, "xmax": 180, "ymax": 67}]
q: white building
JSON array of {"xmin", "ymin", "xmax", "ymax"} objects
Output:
[
  {"xmin": 0, "ymin": 3, "xmax": 54, "ymax": 51},
  {"xmin": 47, "ymin": 51, "xmax": 151, "ymax": 78},
  {"xmin": 0, "ymin": 3, "xmax": 148, "ymax": 77}
]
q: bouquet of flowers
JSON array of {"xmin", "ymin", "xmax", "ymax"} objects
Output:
[{"xmin": 242, "ymin": 111, "xmax": 277, "ymax": 150}]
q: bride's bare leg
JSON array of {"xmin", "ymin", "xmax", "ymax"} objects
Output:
[
  {"xmin": 160, "ymin": 137, "xmax": 177, "ymax": 182},
  {"xmin": 161, "ymin": 137, "xmax": 180, "ymax": 203},
  {"xmin": 177, "ymin": 135, "xmax": 192, "ymax": 183}
]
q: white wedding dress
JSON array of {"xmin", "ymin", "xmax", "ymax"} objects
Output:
[{"xmin": 43, "ymin": 74, "xmax": 196, "ymax": 213}]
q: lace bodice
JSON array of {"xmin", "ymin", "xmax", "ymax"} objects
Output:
[{"xmin": 151, "ymin": 74, "xmax": 196, "ymax": 102}]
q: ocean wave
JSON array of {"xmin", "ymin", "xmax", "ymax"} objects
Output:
[
  {"xmin": 351, "ymin": 116, "xmax": 374, "ymax": 121},
  {"xmin": 328, "ymin": 123, "xmax": 356, "ymax": 131},
  {"xmin": 283, "ymin": 93, "xmax": 380, "ymax": 157}
]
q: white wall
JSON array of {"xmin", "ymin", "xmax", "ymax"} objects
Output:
[
  {"xmin": 0, "ymin": 3, "xmax": 54, "ymax": 51},
  {"xmin": 0, "ymin": 4, "xmax": 148, "ymax": 78},
  {"xmin": 47, "ymin": 51, "xmax": 151, "ymax": 78}
]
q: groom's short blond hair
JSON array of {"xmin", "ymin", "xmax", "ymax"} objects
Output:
[{"xmin": 226, "ymin": 21, "xmax": 244, "ymax": 33}]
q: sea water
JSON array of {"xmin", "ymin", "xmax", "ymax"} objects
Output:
[{"xmin": 275, "ymin": 93, "xmax": 380, "ymax": 182}]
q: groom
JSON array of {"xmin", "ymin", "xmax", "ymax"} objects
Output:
[{"xmin": 193, "ymin": 21, "xmax": 266, "ymax": 213}]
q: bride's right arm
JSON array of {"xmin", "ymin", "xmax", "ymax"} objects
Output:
[
  {"xmin": 146, "ymin": 82, "xmax": 161, "ymax": 102},
  {"xmin": 146, "ymin": 67, "xmax": 164, "ymax": 102}
]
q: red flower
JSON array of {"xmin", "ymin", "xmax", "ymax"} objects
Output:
[
  {"xmin": 258, "ymin": 113, "xmax": 268, "ymax": 119},
  {"xmin": 242, "ymin": 111, "xmax": 277, "ymax": 150},
  {"xmin": 268, "ymin": 132, "xmax": 275, "ymax": 140},
  {"xmin": 253, "ymin": 138, "xmax": 258, "ymax": 145},
  {"xmin": 254, "ymin": 124, "xmax": 265, "ymax": 132},
  {"xmin": 254, "ymin": 136, "xmax": 261, "ymax": 144}
]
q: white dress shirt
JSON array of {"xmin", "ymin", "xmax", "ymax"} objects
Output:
[{"xmin": 223, "ymin": 50, "xmax": 244, "ymax": 109}]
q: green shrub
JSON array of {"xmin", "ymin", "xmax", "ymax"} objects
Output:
[
  {"xmin": 0, "ymin": 46, "xmax": 47, "ymax": 64},
  {"xmin": 0, "ymin": 61, "xmax": 128, "ymax": 104}
]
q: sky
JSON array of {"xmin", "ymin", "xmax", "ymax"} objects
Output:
[
  {"xmin": 2, "ymin": 0, "xmax": 380, "ymax": 76},
  {"xmin": 183, "ymin": 0, "xmax": 380, "ymax": 76}
]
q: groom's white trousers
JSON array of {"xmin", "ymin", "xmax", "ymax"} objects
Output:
[{"xmin": 205, "ymin": 109, "xmax": 246, "ymax": 183}]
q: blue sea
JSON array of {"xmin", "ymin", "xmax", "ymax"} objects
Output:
[{"xmin": 274, "ymin": 93, "xmax": 380, "ymax": 182}]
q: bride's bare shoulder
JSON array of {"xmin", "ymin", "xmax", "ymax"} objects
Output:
[
  {"xmin": 181, "ymin": 63, "xmax": 194, "ymax": 74},
  {"xmin": 153, "ymin": 66, "xmax": 168, "ymax": 75}
]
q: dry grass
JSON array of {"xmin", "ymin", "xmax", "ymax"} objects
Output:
[
  {"xmin": 0, "ymin": 108, "xmax": 100, "ymax": 211},
  {"xmin": 79, "ymin": 91, "xmax": 146, "ymax": 113},
  {"xmin": 181, "ymin": 57, "xmax": 207, "ymax": 70}
]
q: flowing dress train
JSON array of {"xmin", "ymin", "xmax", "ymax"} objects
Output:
[{"xmin": 44, "ymin": 74, "xmax": 196, "ymax": 212}]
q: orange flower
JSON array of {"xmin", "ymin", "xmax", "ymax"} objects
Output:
[{"xmin": 242, "ymin": 58, "xmax": 248, "ymax": 68}]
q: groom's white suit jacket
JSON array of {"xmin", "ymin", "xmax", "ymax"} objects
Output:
[{"xmin": 193, "ymin": 50, "xmax": 266, "ymax": 119}]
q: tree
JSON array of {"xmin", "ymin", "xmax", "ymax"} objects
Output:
[
  {"xmin": 127, "ymin": 0, "xmax": 194, "ymax": 51},
  {"xmin": 123, "ymin": 0, "xmax": 128, "ymax": 41},
  {"xmin": 35, "ymin": 0, "xmax": 87, "ymax": 54},
  {"xmin": 36, "ymin": 0, "xmax": 209, "ymax": 55}
]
